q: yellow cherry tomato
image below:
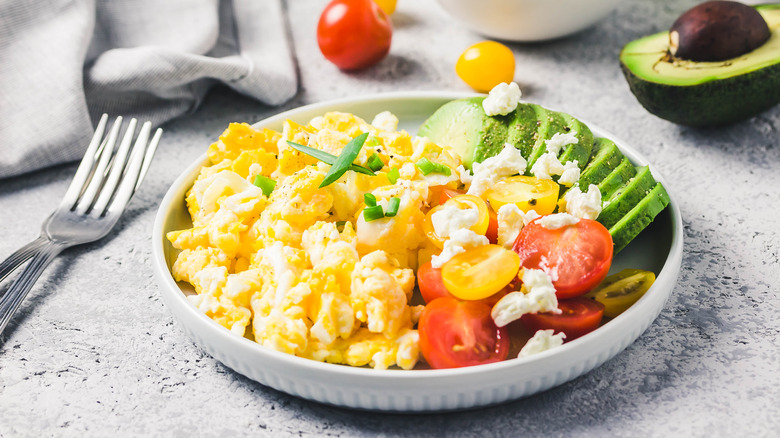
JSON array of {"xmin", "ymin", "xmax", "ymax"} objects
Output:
[
  {"xmin": 442, "ymin": 244, "xmax": 521, "ymax": 300},
  {"xmin": 423, "ymin": 194, "xmax": 490, "ymax": 249},
  {"xmin": 373, "ymin": 0, "xmax": 396, "ymax": 15},
  {"xmin": 583, "ymin": 269, "xmax": 656, "ymax": 318},
  {"xmin": 455, "ymin": 41, "xmax": 515, "ymax": 93},
  {"xmin": 484, "ymin": 175, "xmax": 559, "ymax": 215}
]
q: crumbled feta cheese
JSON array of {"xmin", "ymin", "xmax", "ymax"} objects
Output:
[
  {"xmin": 523, "ymin": 209, "xmax": 541, "ymax": 226},
  {"xmin": 491, "ymin": 268, "xmax": 561, "ymax": 327},
  {"xmin": 431, "ymin": 203, "xmax": 479, "ymax": 239},
  {"xmin": 517, "ymin": 330, "xmax": 566, "ymax": 358},
  {"xmin": 482, "ymin": 82, "xmax": 522, "ymax": 116},
  {"xmin": 530, "ymin": 152, "xmax": 564, "ymax": 180},
  {"xmin": 557, "ymin": 160, "xmax": 580, "ymax": 187},
  {"xmin": 430, "ymin": 229, "xmax": 488, "ymax": 268},
  {"xmin": 456, "ymin": 164, "xmax": 473, "ymax": 185},
  {"xmin": 562, "ymin": 184, "xmax": 602, "ymax": 220},
  {"xmin": 467, "ymin": 143, "xmax": 527, "ymax": 196},
  {"xmin": 538, "ymin": 213, "xmax": 579, "ymax": 230},
  {"xmin": 496, "ymin": 204, "xmax": 524, "ymax": 248},
  {"xmin": 371, "ymin": 111, "xmax": 399, "ymax": 132},
  {"xmin": 545, "ymin": 132, "xmax": 578, "ymax": 155}
]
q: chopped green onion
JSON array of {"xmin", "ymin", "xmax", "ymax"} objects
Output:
[
  {"xmin": 319, "ymin": 133, "xmax": 370, "ymax": 188},
  {"xmin": 364, "ymin": 193, "xmax": 377, "ymax": 207},
  {"xmin": 387, "ymin": 167, "xmax": 400, "ymax": 184},
  {"xmin": 366, "ymin": 136, "xmax": 381, "ymax": 148},
  {"xmin": 385, "ymin": 197, "xmax": 400, "ymax": 217},
  {"xmin": 415, "ymin": 157, "xmax": 451, "ymax": 176},
  {"xmin": 285, "ymin": 140, "xmax": 375, "ymax": 176},
  {"xmin": 367, "ymin": 153, "xmax": 384, "ymax": 172},
  {"xmin": 253, "ymin": 174, "xmax": 276, "ymax": 197},
  {"xmin": 363, "ymin": 205, "xmax": 384, "ymax": 222}
]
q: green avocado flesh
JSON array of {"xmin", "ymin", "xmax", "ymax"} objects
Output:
[
  {"xmin": 620, "ymin": 4, "xmax": 780, "ymax": 126},
  {"xmin": 417, "ymin": 97, "xmax": 670, "ymax": 253}
]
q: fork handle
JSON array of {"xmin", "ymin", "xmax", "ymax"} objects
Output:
[
  {"xmin": 0, "ymin": 236, "xmax": 49, "ymax": 284},
  {"xmin": 0, "ymin": 242, "xmax": 66, "ymax": 335}
]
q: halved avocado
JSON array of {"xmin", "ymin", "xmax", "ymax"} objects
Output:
[{"xmin": 620, "ymin": 4, "xmax": 780, "ymax": 126}]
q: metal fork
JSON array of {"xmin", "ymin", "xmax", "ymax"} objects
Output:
[{"xmin": 0, "ymin": 115, "xmax": 161, "ymax": 335}]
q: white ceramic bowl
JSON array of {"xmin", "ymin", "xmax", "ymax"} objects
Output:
[
  {"xmin": 435, "ymin": 0, "xmax": 622, "ymax": 41},
  {"xmin": 152, "ymin": 91, "xmax": 683, "ymax": 412}
]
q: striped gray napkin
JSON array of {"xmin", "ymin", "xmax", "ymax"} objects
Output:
[{"xmin": 0, "ymin": 0, "xmax": 298, "ymax": 179}]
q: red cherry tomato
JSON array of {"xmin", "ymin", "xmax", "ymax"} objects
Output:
[
  {"xmin": 317, "ymin": 0, "xmax": 393, "ymax": 71},
  {"xmin": 439, "ymin": 188, "xmax": 498, "ymax": 244},
  {"xmin": 418, "ymin": 297, "xmax": 510, "ymax": 369},
  {"xmin": 513, "ymin": 218, "xmax": 613, "ymax": 298},
  {"xmin": 521, "ymin": 297, "xmax": 605, "ymax": 341},
  {"xmin": 417, "ymin": 261, "xmax": 454, "ymax": 303}
]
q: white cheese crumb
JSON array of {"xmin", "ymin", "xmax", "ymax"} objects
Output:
[
  {"xmin": 530, "ymin": 152, "xmax": 564, "ymax": 180},
  {"xmin": 496, "ymin": 204, "xmax": 524, "ymax": 249},
  {"xmin": 456, "ymin": 164, "xmax": 473, "ymax": 185},
  {"xmin": 430, "ymin": 229, "xmax": 488, "ymax": 268},
  {"xmin": 491, "ymin": 268, "xmax": 561, "ymax": 327},
  {"xmin": 557, "ymin": 160, "xmax": 580, "ymax": 187},
  {"xmin": 562, "ymin": 184, "xmax": 603, "ymax": 220},
  {"xmin": 467, "ymin": 143, "xmax": 527, "ymax": 196},
  {"xmin": 545, "ymin": 132, "xmax": 578, "ymax": 155},
  {"xmin": 371, "ymin": 111, "xmax": 399, "ymax": 132},
  {"xmin": 482, "ymin": 82, "xmax": 522, "ymax": 116},
  {"xmin": 538, "ymin": 213, "xmax": 579, "ymax": 229},
  {"xmin": 431, "ymin": 203, "xmax": 479, "ymax": 239},
  {"xmin": 523, "ymin": 209, "xmax": 541, "ymax": 226},
  {"xmin": 517, "ymin": 329, "xmax": 566, "ymax": 358}
]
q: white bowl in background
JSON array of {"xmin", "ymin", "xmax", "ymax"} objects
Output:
[
  {"xmin": 435, "ymin": 0, "xmax": 622, "ymax": 41},
  {"xmin": 152, "ymin": 91, "xmax": 683, "ymax": 412}
]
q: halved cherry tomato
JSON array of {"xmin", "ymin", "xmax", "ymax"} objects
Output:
[
  {"xmin": 423, "ymin": 194, "xmax": 489, "ymax": 249},
  {"xmin": 484, "ymin": 175, "xmax": 559, "ymax": 215},
  {"xmin": 521, "ymin": 297, "xmax": 605, "ymax": 341},
  {"xmin": 583, "ymin": 269, "xmax": 656, "ymax": 318},
  {"xmin": 417, "ymin": 261, "xmax": 454, "ymax": 303},
  {"xmin": 455, "ymin": 41, "xmax": 515, "ymax": 93},
  {"xmin": 418, "ymin": 297, "xmax": 510, "ymax": 369},
  {"xmin": 440, "ymin": 189, "xmax": 499, "ymax": 244},
  {"xmin": 513, "ymin": 218, "xmax": 613, "ymax": 298},
  {"xmin": 317, "ymin": 0, "xmax": 393, "ymax": 71},
  {"xmin": 441, "ymin": 244, "xmax": 520, "ymax": 300}
]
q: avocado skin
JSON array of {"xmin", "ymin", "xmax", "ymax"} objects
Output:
[{"xmin": 620, "ymin": 60, "xmax": 780, "ymax": 126}]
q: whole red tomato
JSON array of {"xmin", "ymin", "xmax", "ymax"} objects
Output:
[{"xmin": 317, "ymin": 0, "xmax": 393, "ymax": 70}]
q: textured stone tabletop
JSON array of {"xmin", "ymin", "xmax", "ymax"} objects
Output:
[{"xmin": 1, "ymin": 0, "xmax": 778, "ymax": 436}]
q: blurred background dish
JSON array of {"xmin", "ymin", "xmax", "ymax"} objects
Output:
[{"xmin": 434, "ymin": 0, "xmax": 623, "ymax": 41}]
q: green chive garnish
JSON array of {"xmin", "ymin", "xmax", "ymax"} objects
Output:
[
  {"xmin": 286, "ymin": 140, "xmax": 375, "ymax": 176},
  {"xmin": 416, "ymin": 158, "xmax": 436, "ymax": 175},
  {"xmin": 366, "ymin": 136, "xmax": 381, "ymax": 148},
  {"xmin": 320, "ymin": 133, "xmax": 369, "ymax": 188},
  {"xmin": 437, "ymin": 164, "xmax": 452, "ymax": 176},
  {"xmin": 363, "ymin": 205, "xmax": 384, "ymax": 222},
  {"xmin": 364, "ymin": 193, "xmax": 377, "ymax": 207},
  {"xmin": 367, "ymin": 153, "xmax": 384, "ymax": 172},
  {"xmin": 387, "ymin": 167, "xmax": 400, "ymax": 184},
  {"xmin": 385, "ymin": 197, "xmax": 400, "ymax": 217},
  {"xmin": 253, "ymin": 174, "xmax": 276, "ymax": 197}
]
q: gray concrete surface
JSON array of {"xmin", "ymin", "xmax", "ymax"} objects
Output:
[{"xmin": 1, "ymin": 0, "xmax": 778, "ymax": 436}]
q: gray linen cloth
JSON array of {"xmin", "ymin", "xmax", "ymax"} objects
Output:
[{"xmin": 0, "ymin": 0, "xmax": 298, "ymax": 179}]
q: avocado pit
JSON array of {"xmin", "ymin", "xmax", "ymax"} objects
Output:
[{"xmin": 669, "ymin": 0, "xmax": 771, "ymax": 62}]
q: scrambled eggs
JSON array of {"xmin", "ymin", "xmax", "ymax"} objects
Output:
[{"xmin": 168, "ymin": 111, "xmax": 466, "ymax": 370}]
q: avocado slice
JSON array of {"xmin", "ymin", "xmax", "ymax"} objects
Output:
[
  {"xmin": 577, "ymin": 138, "xmax": 624, "ymax": 189},
  {"xmin": 558, "ymin": 113, "xmax": 594, "ymax": 170},
  {"xmin": 505, "ymin": 103, "xmax": 539, "ymax": 160},
  {"xmin": 598, "ymin": 166, "xmax": 657, "ymax": 229},
  {"xmin": 619, "ymin": 4, "xmax": 780, "ymax": 126},
  {"xmin": 417, "ymin": 97, "xmax": 508, "ymax": 169},
  {"xmin": 525, "ymin": 105, "xmax": 569, "ymax": 171},
  {"xmin": 598, "ymin": 158, "xmax": 636, "ymax": 199},
  {"xmin": 610, "ymin": 183, "xmax": 671, "ymax": 253}
]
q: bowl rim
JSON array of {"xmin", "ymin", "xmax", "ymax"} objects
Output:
[{"xmin": 151, "ymin": 90, "xmax": 683, "ymax": 384}]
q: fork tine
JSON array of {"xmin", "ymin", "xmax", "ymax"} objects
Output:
[
  {"xmin": 75, "ymin": 116, "xmax": 123, "ymax": 215},
  {"xmin": 107, "ymin": 122, "xmax": 152, "ymax": 216},
  {"xmin": 92, "ymin": 118, "xmax": 138, "ymax": 215},
  {"xmin": 135, "ymin": 127, "xmax": 162, "ymax": 192},
  {"xmin": 60, "ymin": 114, "xmax": 108, "ymax": 209}
]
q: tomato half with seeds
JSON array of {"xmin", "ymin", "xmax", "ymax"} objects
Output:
[
  {"xmin": 521, "ymin": 297, "xmax": 605, "ymax": 341},
  {"xmin": 418, "ymin": 297, "xmax": 510, "ymax": 369},
  {"xmin": 583, "ymin": 269, "xmax": 656, "ymax": 318},
  {"xmin": 513, "ymin": 218, "xmax": 613, "ymax": 298},
  {"xmin": 440, "ymin": 188, "xmax": 499, "ymax": 244}
]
